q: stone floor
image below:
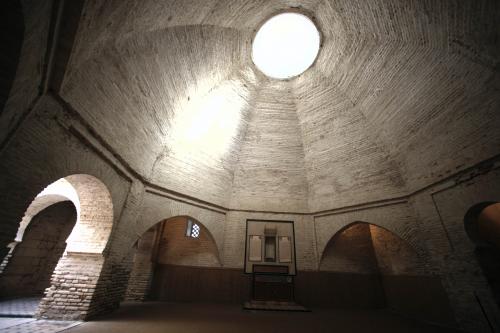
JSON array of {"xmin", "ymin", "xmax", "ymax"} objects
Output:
[
  {"xmin": 0, "ymin": 318, "xmax": 80, "ymax": 333},
  {"xmin": 0, "ymin": 297, "xmax": 41, "ymax": 318},
  {"xmin": 0, "ymin": 298, "xmax": 80, "ymax": 333},
  {"xmin": 0, "ymin": 301, "xmax": 466, "ymax": 333},
  {"xmin": 0, "ymin": 319, "xmax": 34, "ymax": 330},
  {"xmin": 64, "ymin": 302, "xmax": 463, "ymax": 333}
]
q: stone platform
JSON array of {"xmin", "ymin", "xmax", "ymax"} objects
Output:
[{"xmin": 243, "ymin": 300, "xmax": 309, "ymax": 312}]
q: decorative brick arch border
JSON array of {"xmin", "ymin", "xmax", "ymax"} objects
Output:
[
  {"xmin": 11, "ymin": 175, "xmax": 113, "ymax": 253},
  {"xmin": 0, "ymin": 179, "xmax": 79, "ymax": 274},
  {"xmin": 14, "ymin": 178, "xmax": 79, "ymax": 243},
  {"xmin": 62, "ymin": 174, "xmax": 114, "ymax": 253}
]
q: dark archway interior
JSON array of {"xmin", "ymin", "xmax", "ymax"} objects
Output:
[
  {"xmin": 466, "ymin": 203, "xmax": 500, "ymax": 308},
  {"xmin": 0, "ymin": 201, "xmax": 76, "ymax": 298},
  {"xmin": 0, "ymin": 0, "xmax": 24, "ymax": 115}
]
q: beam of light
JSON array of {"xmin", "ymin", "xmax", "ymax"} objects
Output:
[{"xmin": 168, "ymin": 80, "xmax": 249, "ymax": 165}]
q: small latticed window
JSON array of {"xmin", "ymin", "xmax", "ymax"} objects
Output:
[{"xmin": 186, "ymin": 219, "xmax": 200, "ymax": 238}]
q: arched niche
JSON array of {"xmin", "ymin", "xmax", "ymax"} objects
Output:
[
  {"xmin": 314, "ymin": 221, "xmax": 452, "ymax": 325},
  {"xmin": 155, "ymin": 216, "xmax": 221, "ymax": 267},
  {"xmin": 464, "ymin": 202, "xmax": 500, "ymax": 248},
  {"xmin": 125, "ymin": 215, "xmax": 221, "ymax": 302},
  {"xmin": 319, "ymin": 222, "xmax": 379, "ymax": 274},
  {"xmin": 319, "ymin": 221, "xmax": 426, "ymax": 275},
  {"xmin": 314, "ymin": 205, "xmax": 430, "ymax": 267},
  {"xmin": 134, "ymin": 215, "xmax": 222, "ymax": 268},
  {"xmin": 136, "ymin": 192, "xmax": 225, "ymax": 262}
]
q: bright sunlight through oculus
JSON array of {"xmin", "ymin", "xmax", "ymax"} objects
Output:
[{"xmin": 252, "ymin": 13, "xmax": 320, "ymax": 79}]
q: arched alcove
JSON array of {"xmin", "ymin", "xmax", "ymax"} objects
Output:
[
  {"xmin": 135, "ymin": 193, "xmax": 225, "ymax": 261},
  {"xmin": 155, "ymin": 216, "xmax": 221, "ymax": 267},
  {"xmin": 464, "ymin": 202, "xmax": 500, "ymax": 247},
  {"xmin": 319, "ymin": 222, "xmax": 426, "ymax": 275},
  {"xmin": 125, "ymin": 215, "xmax": 224, "ymax": 303},
  {"xmin": 319, "ymin": 222, "xmax": 379, "ymax": 274},
  {"xmin": 311, "ymin": 221, "xmax": 453, "ymax": 325}
]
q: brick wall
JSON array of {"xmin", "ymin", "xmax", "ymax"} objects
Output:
[
  {"xmin": 229, "ymin": 81, "xmax": 309, "ymax": 213},
  {"xmin": 409, "ymin": 161, "xmax": 500, "ymax": 332},
  {"xmin": 124, "ymin": 227, "xmax": 157, "ymax": 301},
  {"xmin": 0, "ymin": 95, "xmax": 130, "ymax": 256},
  {"xmin": 370, "ymin": 224, "xmax": 427, "ymax": 276},
  {"xmin": 0, "ymin": 97, "xmax": 497, "ymax": 330},
  {"xmin": 36, "ymin": 252, "xmax": 105, "ymax": 320},
  {"xmin": 1, "ymin": 2, "xmax": 499, "ymax": 330},
  {"xmin": 0, "ymin": 95, "xmax": 132, "ymax": 320}
]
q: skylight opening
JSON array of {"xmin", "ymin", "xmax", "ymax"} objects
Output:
[{"xmin": 252, "ymin": 12, "xmax": 320, "ymax": 79}]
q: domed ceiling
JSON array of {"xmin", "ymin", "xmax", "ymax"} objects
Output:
[{"xmin": 60, "ymin": 0, "xmax": 499, "ymax": 213}]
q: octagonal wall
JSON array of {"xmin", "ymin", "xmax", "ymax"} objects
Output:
[{"xmin": 57, "ymin": 0, "xmax": 499, "ymax": 213}]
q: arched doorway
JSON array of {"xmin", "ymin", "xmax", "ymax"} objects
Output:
[
  {"xmin": 465, "ymin": 202, "xmax": 500, "ymax": 307},
  {"xmin": 125, "ymin": 216, "xmax": 224, "ymax": 303},
  {"xmin": 0, "ymin": 202, "xmax": 76, "ymax": 296},
  {"xmin": 0, "ymin": 174, "xmax": 114, "ymax": 320}
]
